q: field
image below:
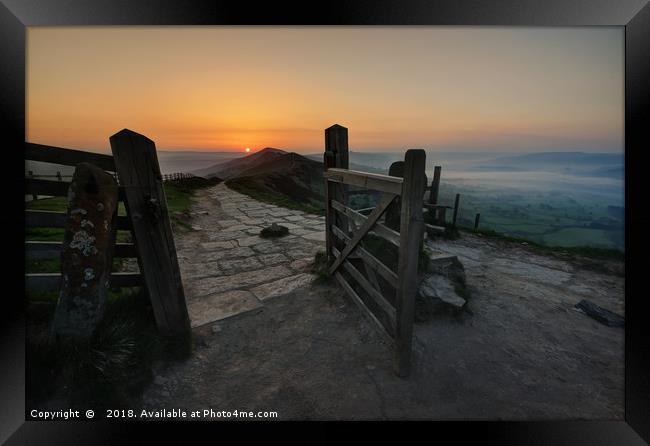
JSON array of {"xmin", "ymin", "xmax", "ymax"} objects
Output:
[{"xmin": 440, "ymin": 181, "xmax": 624, "ymax": 251}]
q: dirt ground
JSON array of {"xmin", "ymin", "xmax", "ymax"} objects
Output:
[{"xmin": 134, "ymin": 232, "xmax": 624, "ymax": 420}]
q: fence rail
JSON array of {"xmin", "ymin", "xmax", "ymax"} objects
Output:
[
  {"xmin": 162, "ymin": 172, "xmax": 196, "ymax": 182},
  {"xmin": 25, "ymin": 135, "xmax": 191, "ymax": 337}
]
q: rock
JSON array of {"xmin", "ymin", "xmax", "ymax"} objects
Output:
[
  {"xmin": 415, "ymin": 249, "xmax": 470, "ymax": 320},
  {"xmin": 191, "ymin": 225, "xmax": 203, "ymax": 231},
  {"xmin": 52, "ymin": 163, "xmax": 119, "ymax": 339},
  {"xmin": 418, "ymin": 275, "xmax": 466, "ymax": 308},
  {"xmin": 574, "ymin": 299, "xmax": 624, "ymax": 328},
  {"xmin": 211, "ymin": 324, "xmax": 222, "ymax": 334},
  {"xmin": 260, "ymin": 223, "xmax": 289, "ymax": 238}
]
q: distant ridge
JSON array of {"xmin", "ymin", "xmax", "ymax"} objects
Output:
[
  {"xmin": 225, "ymin": 151, "xmax": 325, "ymax": 209},
  {"xmin": 192, "ymin": 147, "xmax": 288, "ymax": 179}
]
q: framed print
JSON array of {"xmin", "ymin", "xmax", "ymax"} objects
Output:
[{"xmin": 1, "ymin": 0, "xmax": 649, "ymax": 443}]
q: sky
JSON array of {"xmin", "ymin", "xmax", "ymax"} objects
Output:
[{"xmin": 27, "ymin": 26, "xmax": 624, "ymax": 154}]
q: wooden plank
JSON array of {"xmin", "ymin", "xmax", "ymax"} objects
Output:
[
  {"xmin": 394, "ymin": 149, "xmax": 426, "ymax": 377},
  {"xmin": 330, "ymin": 199, "xmax": 400, "ymax": 247},
  {"xmin": 110, "ymin": 129, "xmax": 190, "ymax": 337},
  {"xmin": 331, "ymin": 225, "xmax": 398, "ymax": 288},
  {"xmin": 25, "ymin": 178, "xmax": 70, "ymax": 197},
  {"xmin": 424, "ymin": 223, "xmax": 446, "ymax": 234},
  {"xmin": 324, "ymin": 168, "xmax": 403, "ymax": 195},
  {"xmin": 25, "ymin": 210, "xmax": 132, "ymax": 230},
  {"xmin": 328, "ymin": 193, "xmax": 396, "ymax": 276},
  {"xmin": 26, "ymin": 142, "xmax": 116, "ymax": 171},
  {"xmin": 334, "ymin": 271, "xmax": 393, "ymax": 344},
  {"xmin": 26, "ymin": 272, "xmax": 142, "ymax": 291},
  {"xmin": 26, "ymin": 241, "xmax": 137, "ymax": 259},
  {"xmin": 332, "ymin": 247, "xmax": 396, "ymax": 325},
  {"xmin": 26, "ymin": 178, "xmax": 127, "ymax": 201},
  {"xmin": 452, "ymin": 193, "xmax": 461, "ymax": 228},
  {"xmin": 423, "ymin": 203, "xmax": 452, "ymax": 210},
  {"xmin": 347, "ymin": 189, "xmax": 375, "ymax": 196},
  {"xmin": 428, "ymin": 165, "xmax": 441, "ymax": 204}
]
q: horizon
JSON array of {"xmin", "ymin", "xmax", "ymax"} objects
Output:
[{"xmin": 27, "ymin": 27, "xmax": 623, "ymax": 155}]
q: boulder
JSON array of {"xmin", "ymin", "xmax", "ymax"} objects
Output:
[
  {"xmin": 415, "ymin": 249, "xmax": 469, "ymax": 320},
  {"xmin": 260, "ymin": 223, "xmax": 289, "ymax": 238}
]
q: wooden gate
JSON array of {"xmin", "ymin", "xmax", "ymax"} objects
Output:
[
  {"xmin": 323, "ymin": 124, "xmax": 426, "ymax": 377},
  {"xmin": 25, "ymin": 129, "xmax": 190, "ymax": 337}
]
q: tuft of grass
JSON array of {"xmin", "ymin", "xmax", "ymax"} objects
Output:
[
  {"xmin": 164, "ymin": 177, "xmax": 222, "ymax": 230},
  {"xmin": 27, "ymin": 287, "xmax": 186, "ymax": 411},
  {"xmin": 311, "ymin": 251, "xmax": 331, "ymax": 283},
  {"xmin": 226, "ymin": 177, "xmax": 325, "ymax": 216}
]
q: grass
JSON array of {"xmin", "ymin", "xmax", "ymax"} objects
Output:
[
  {"xmin": 163, "ymin": 177, "xmax": 222, "ymax": 230},
  {"xmin": 463, "ymin": 226, "xmax": 624, "ymax": 261},
  {"xmin": 226, "ymin": 177, "xmax": 325, "ymax": 216},
  {"xmin": 311, "ymin": 251, "xmax": 330, "ymax": 283},
  {"xmin": 26, "ymin": 286, "xmax": 189, "ymax": 411}
]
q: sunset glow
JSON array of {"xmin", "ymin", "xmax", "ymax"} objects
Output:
[
  {"xmin": 245, "ymin": 148, "xmax": 251, "ymax": 153},
  {"xmin": 26, "ymin": 27, "xmax": 623, "ymax": 154}
]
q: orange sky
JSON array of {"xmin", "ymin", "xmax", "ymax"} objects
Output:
[{"xmin": 27, "ymin": 26, "xmax": 623, "ymax": 154}]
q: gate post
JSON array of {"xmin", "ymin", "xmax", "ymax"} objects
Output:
[
  {"xmin": 324, "ymin": 124, "xmax": 349, "ymax": 266},
  {"xmin": 109, "ymin": 129, "xmax": 191, "ymax": 337},
  {"xmin": 394, "ymin": 149, "xmax": 426, "ymax": 377}
]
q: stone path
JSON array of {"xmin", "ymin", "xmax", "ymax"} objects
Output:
[{"xmin": 174, "ymin": 183, "xmax": 326, "ymax": 327}]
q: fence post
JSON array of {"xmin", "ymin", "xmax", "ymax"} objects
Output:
[
  {"xmin": 452, "ymin": 193, "xmax": 461, "ymax": 228},
  {"xmin": 474, "ymin": 212, "xmax": 480, "ymax": 230},
  {"xmin": 324, "ymin": 124, "xmax": 349, "ymax": 266},
  {"xmin": 385, "ymin": 161, "xmax": 404, "ymax": 231},
  {"xmin": 27, "ymin": 170, "xmax": 38, "ymax": 200},
  {"xmin": 395, "ymin": 149, "xmax": 426, "ymax": 377},
  {"xmin": 109, "ymin": 129, "xmax": 191, "ymax": 338},
  {"xmin": 428, "ymin": 165, "xmax": 441, "ymax": 204}
]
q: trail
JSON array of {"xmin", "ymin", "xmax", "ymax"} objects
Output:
[
  {"xmin": 135, "ymin": 183, "xmax": 624, "ymax": 420},
  {"xmin": 174, "ymin": 182, "xmax": 326, "ymax": 327}
]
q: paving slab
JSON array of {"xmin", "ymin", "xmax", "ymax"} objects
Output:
[
  {"xmin": 187, "ymin": 290, "xmax": 262, "ymax": 327},
  {"xmin": 250, "ymin": 273, "xmax": 314, "ymax": 301}
]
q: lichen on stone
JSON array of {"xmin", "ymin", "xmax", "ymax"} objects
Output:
[
  {"xmin": 84, "ymin": 268, "xmax": 95, "ymax": 281},
  {"xmin": 70, "ymin": 230, "xmax": 98, "ymax": 256}
]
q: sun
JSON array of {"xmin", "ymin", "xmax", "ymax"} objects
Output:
[{"xmin": 245, "ymin": 147, "xmax": 251, "ymax": 153}]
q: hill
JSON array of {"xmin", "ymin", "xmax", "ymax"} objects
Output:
[
  {"xmin": 225, "ymin": 151, "xmax": 326, "ymax": 213},
  {"xmin": 192, "ymin": 147, "xmax": 288, "ymax": 179}
]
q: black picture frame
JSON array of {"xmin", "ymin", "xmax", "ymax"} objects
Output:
[{"xmin": 1, "ymin": 0, "xmax": 648, "ymax": 443}]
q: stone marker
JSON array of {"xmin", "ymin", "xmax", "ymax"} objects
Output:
[
  {"xmin": 52, "ymin": 162, "xmax": 119, "ymax": 339},
  {"xmin": 416, "ymin": 251, "xmax": 469, "ymax": 319},
  {"xmin": 260, "ymin": 222, "xmax": 289, "ymax": 238}
]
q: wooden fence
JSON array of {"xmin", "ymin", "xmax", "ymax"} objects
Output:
[
  {"xmin": 25, "ymin": 132, "xmax": 191, "ymax": 337},
  {"xmin": 163, "ymin": 172, "xmax": 196, "ymax": 182},
  {"xmin": 323, "ymin": 124, "xmax": 426, "ymax": 377}
]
